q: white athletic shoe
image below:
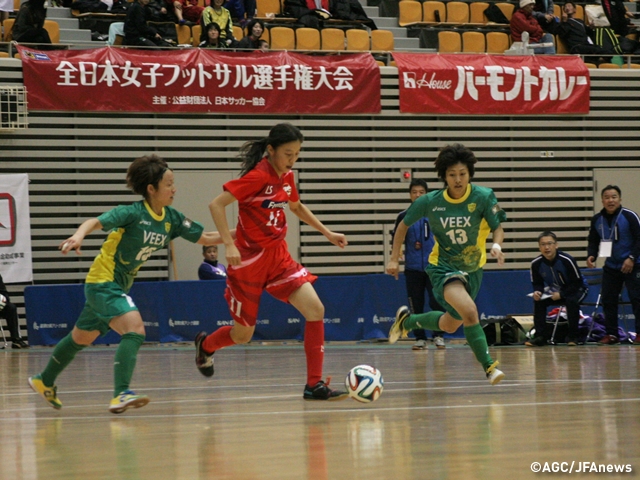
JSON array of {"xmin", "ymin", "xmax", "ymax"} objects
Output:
[
  {"xmin": 486, "ymin": 361, "xmax": 505, "ymax": 386},
  {"xmin": 434, "ymin": 336, "xmax": 446, "ymax": 349},
  {"xmin": 412, "ymin": 339, "xmax": 428, "ymax": 350}
]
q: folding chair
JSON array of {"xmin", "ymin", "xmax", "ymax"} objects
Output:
[
  {"xmin": 548, "ymin": 306, "xmax": 567, "ymax": 345},
  {"xmin": 0, "ymin": 320, "xmax": 7, "ymax": 349},
  {"xmin": 582, "ymin": 268, "xmax": 633, "ymax": 342}
]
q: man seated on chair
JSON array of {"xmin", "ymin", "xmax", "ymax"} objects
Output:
[
  {"xmin": 510, "ymin": 0, "xmax": 555, "ymax": 54},
  {"xmin": 526, "ymin": 231, "xmax": 588, "ymax": 346},
  {"xmin": 0, "ymin": 274, "xmax": 29, "ymax": 349},
  {"xmin": 557, "ymin": 1, "xmax": 615, "ymax": 62}
]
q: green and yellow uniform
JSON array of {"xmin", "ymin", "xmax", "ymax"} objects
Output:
[
  {"xmin": 76, "ymin": 201, "xmax": 204, "ymax": 335},
  {"xmin": 403, "ymin": 184, "xmax": 507, "ymax": 319}
]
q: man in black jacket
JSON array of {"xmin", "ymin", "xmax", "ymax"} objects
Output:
[
  {"xmin": 124, "ymin": 0, "xmax": 172, "ymax": 47},
  {"xmin": 0, "ymin": 274, "xmax": 29, "ymax": 349},
  {"xmin": 526, "ymin": 231, "xmax": 588, "ymax": 346},
  {"xmin": 557, "ymin": 1, "xmax": 614, "ymax": 59}
]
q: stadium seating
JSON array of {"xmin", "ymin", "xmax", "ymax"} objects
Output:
[
  {"xmin": 469, "ymin": 2, "xmax": 489, "ymax": 24},
  {"xmin": 371, "ymin": 29, "xmax": 395, "ymax": 51},
  {"xmin": 256, "ymin": 0, "xmax": 282, "ymax": 17},
  {"xmin": 598, "ymin": 63, "xmax": 621, "ymax": 68},
  {"xmin": 192, "ymin": 24, "xmax": 201, "ymax": 46},
  {"xmin": 270, "ymin": 26, "xmax": 295, "ymax": 50},
  {"xmin": 462, "ymin": 30, "xmax": 485, "ymax": 53},
  {"xmin": 555, "ymin": 34, "xmax": 569, "ymax": 54},
  {"xmin": 296, "ymin": 27, "xmax": 320, "ymax": 50},
  {"xmin": 346, "ymin": 28, "xmax": 370, "ymax": 51},
  {"xmin": 321, "ymin": 28, "xmax": 345, "ymax": 50},
  {"xmin": 486, "ymin": 31, "xmax": 510, "ymax": 53},
  {"xmin": 423, "ymin": 1, "xmax": 446, "ymax": 24},
  {"xmin": 445, "ymin": 1, "xmax": 469, "ymax": 24},
  {"xmin": 398, "ymin": 1, "xmax": 422, "ymax": 27},
  {"xmin": 44, "ymin": 20, "xmax": 60, "ymax": 44},
  {"xmin": 437, "ymin": 30, "xmax": 461, "ymax": 53},
  {"xmin": 2, "ymin": 18, "xmax": 13, "ymax": 41},
  {"xmin": 176, "ymin": 24, "xmax": 191, "ymax": 45},
  {"xmin": 495, "ymin": 2, "xmax": 515, "ymax": 21},
  {"xmin": 233, "ymin": 25, "xmax": 244, "ymax": 40}
]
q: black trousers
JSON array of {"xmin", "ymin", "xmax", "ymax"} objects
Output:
[
  {"xmin": 601, "ymin": 265, "xmax": 640, "ymax": 335},
  {"xmin": 405, "ymin": 269, "xmax": 443, "ymax": 340},
  {"xmin": 533, "ymin": 295, "xmax": 582, "ymax": 340},
  {"xmin": 0, "ymin": 301, "xmax": 22, "ymax": 341}
]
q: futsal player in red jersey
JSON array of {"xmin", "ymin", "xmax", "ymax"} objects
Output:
[{"xmin": 194, "ymin": 123, "xmax": 349, "ymax": 400}]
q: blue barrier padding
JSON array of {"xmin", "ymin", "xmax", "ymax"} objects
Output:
[{"xmin": 24, "ymin": 272, "xmax": 535, "ymax": 346}]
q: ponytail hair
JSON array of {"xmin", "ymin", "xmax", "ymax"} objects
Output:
[{"xmin": 238, "ymin": 123, "xmax": 304, "ymax": 176}]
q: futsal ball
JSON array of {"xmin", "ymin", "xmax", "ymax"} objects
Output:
[{"xmin": 345, "ymin": 364, "xmax": 384, "ymax": 403}]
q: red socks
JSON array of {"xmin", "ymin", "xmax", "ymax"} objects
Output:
[
  {"xmin": 304, "ymin": 320, "xmax": 325, "ymax": 387},
  {"xmin": 202, "ymin": 326, "xmax": 235, "ymax": 353}
]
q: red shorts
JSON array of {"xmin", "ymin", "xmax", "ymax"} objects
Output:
[{"xmin": 224, "ymin": 241, "xmax": 317, "ymax": 327}]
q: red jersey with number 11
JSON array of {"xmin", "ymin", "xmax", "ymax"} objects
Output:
[{"xmin": 223, "ymin": 158, "xmax": 299, "ymax": 252}]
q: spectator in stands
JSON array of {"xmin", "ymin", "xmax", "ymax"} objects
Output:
[
  {"xmin": 148, "ymin": 0, "xmax": 178, "ymax": 22},
  {"xmin": 532, "ymin": 0, "xmax": 558, "ymax": 33},
  {"xmin": 557, "ymin": 1, "xmax": 614, "ymax": 61},
  {"xmin": 0, "ymin": 274, "xmax": 29, "ymax": 349},
  {"xmin": 236, "ymin": 18, "xmax": 264, "ymax": 50},
  {"xmin": 392, "ymin": 179, "xmax": 446, "ymax": 350},
  {"xmin": 201, "ymin": 0, "xmax": 236, "ymax": 46},
  {"xmin": 330, "ymin": 0, "xmax": 377, "ymax": 30},
  {"xmin": 199, "ymin": 21, "xmax": 227, "ymax": 48},
  {"xmin": 124, "ymin": 0, "xmax": 174, "ymax": 47},
  {"xmin": 587, "ymin": 185, "xmax": 640, "ymax": 345},
  {"xmin": 510, "ymin": 0, "xmax": 555, "ymax": 54},
  {"xmin": 258, "ymin": 39, "xmax": 269, "ymax": 51},
  {"xmin": 198, "ymin": 245, "xmax": 228, "ymax": 280},
  {"xmin": 11, "ymin": 0, "xmax": 52, "ymax": 44},
  {"xmin": 601, "ymin": 0, "xmax": 636, "ymax": 37},
  {"xmin": 526, "ymin": 231, "xmax": 588, "ymax": 347},
  {"xmin": 0, "ymin": 0, "xmax": 11, "ymax": 28},
  {"xmin": 224, "ymin": 0, "xmax": 256, "ymax": 27},
  {"xmin": 168, "ymin": 0, "xmax": 204, "ymax": 25},
  {"xmin": 284, "ymin": 0, "xmax": 330, "ymax": 30}
]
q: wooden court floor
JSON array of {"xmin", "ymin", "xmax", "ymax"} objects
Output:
[{"xmin": 1, "ymin": 342, "xmax": 639, "ymax": 480}]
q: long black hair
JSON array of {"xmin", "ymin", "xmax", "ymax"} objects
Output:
[{"xmin": 238, "ymin": 123, "xmax": 303, "ymax": 177}]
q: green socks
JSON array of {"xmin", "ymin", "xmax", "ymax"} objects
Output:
[
  {"xmin": 41, "ymin": 333, "xmax": 86, "ymax": 387},
  {"xmin": 405, "ymin": 310, "xmax": 444, "ymax": 332},
  {"xmin": 464, "ymin": 323, "xmax": 493, "ymax": 371},
  {"xmin": 113, "ymin": 332, "xmax": 145, "ymax": 397}
]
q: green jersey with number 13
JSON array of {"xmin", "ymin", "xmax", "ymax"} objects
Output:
[{"xmin": 403, "ymin": 184, "xmax": 506, "ymax": 273}]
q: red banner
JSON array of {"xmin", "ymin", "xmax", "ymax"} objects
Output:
[
  {"xmin": 393, "ymin": 53, "xmax": 590, "ymax": 115},
  {"xmin": 18, "ymin": 46, "xmax": 380, "ymax": 114}
]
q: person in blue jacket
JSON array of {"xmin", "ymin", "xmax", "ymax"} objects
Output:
[
  {"xmin": 587, "ymin": 185, "xmax": 640, "ymax": 345},
  {"xmin": 198, "ymin": 245, "xmax": 228, "ymax": 280},
  {"xmin": 526, "ymin": 231, "xmax": 588, "ymax": 346},
  {"xmin": 392, "ymin": 179, "xmax": 445, "ymax": 350}
]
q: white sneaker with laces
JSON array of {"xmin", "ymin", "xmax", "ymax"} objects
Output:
[
  {"xmin": 412, "ymin": 339, "xmax": 428, "ymax": 350},
  {"xmin": 434, "ymin": 336, "xmax": 446, "ymax": 349}
]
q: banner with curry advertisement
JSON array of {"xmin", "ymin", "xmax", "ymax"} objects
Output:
[
  {"xmin": 393, "ymin": 53, "xmax": 589, "ymax": 115},
  {"xmin": 17, "ymin": 46, "xmax": 381, "ymax": 114}
]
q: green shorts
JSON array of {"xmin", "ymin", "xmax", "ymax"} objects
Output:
[
  {"xmin": 75, "ymin": 282, "xmax": 138, "ymax": 335},
  {"xmin": 426, "ymin": 264, "xmax": 483, "ymax": 321}
]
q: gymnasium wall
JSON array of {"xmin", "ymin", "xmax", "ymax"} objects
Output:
[{"xmin": 1, "ymin": 58, "xmax": 640, "ymax": 338}]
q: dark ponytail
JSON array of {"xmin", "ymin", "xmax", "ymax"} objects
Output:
[{"xmin": 238, "ymin": 123, "xmax": 304, "ymax": 176}]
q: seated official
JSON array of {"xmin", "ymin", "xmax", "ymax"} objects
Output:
[
  {"xmin": 0, "ymin": 274, "xmax": 29, "ymax": 349},
  {"xmin": 526, "ymin": 231, "xmax": 588, "ymax": 346},
  {"xmin": 198, "ymin": 245, "xmax": 228, "ymax": 280}
]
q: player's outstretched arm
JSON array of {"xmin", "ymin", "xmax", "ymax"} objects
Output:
[
  {"xmin": 60, "ymin": 218, "xmax": 103, "ymax": 255},
  {"xmin": 386, "ymin": 222, "xmax": 408, "ymax": 280},
  {"xmin": 197, "ymin": 229, "xmax": 237, "ymax": 246},
  {"xmin": 289, "ymin": 200, "xmax": 348, "ymax": 249}
]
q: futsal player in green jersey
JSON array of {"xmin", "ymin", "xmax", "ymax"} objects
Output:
[
  {"xmin": 28, "ymin": 155, "xmax": 227, "ymax": 413},
  {"xmin": 386, "ymin": 144, "xmax": 507, "ymax": 385}
]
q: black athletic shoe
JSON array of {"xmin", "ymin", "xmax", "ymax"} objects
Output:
[
  {"xmin": 524, "ymin": 335, "xmax": 547, "ymax": 347},
  {"xmin": 303, "ymin": 378, "xmax": 348, "ymax": 401},
  {"xmin": 194, "ymin": 331, "xmax": 214, "ymax": 377},
  {"xmin": 12, "ymin": 339, "xmax": 29, "ymax": 349}
]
